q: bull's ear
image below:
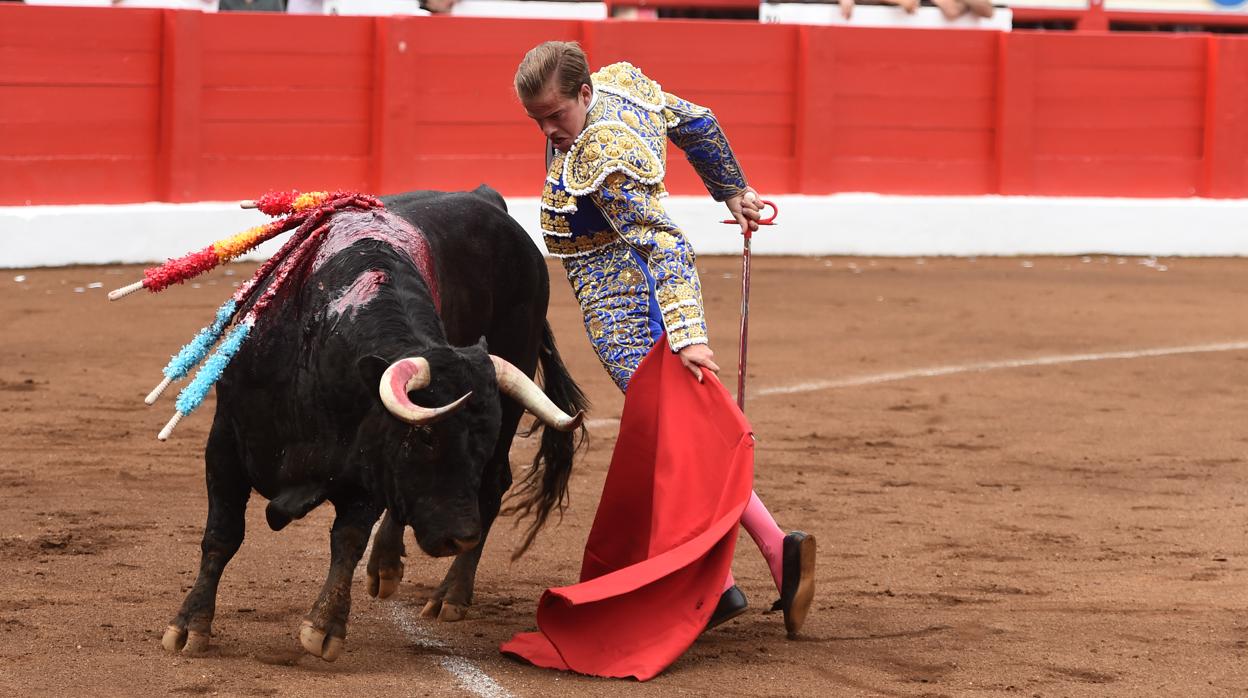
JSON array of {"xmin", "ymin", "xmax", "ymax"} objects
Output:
[{"xmin": 357, "ymin": 355, "xmax": 391, "ymax": 393}]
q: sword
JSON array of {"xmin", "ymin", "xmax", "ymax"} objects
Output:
[{"xmin": 721, "ymin": 199, "xmax": 778, "ymax": 411}]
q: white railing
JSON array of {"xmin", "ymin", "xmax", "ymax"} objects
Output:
[{"xmin": 761, "ymin": 3, "xmax": 1013, "ymax": 30}]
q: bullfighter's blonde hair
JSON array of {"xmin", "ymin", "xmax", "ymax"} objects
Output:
[{"xmin": 514, "ymin": 41, "xmax": 591, "ymax": 102}]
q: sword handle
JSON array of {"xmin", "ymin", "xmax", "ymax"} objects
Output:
[{"xmin": 720, "ymin": 199, "xmax": 779, "ymax": 228}]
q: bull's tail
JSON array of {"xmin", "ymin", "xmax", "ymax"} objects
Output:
[{"xmin": 502, "ymin": 320, "xmax": 589, "ymax": 559}]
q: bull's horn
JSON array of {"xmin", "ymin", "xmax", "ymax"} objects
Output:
[
  {"xmin": 490, "ymin": 356, "xmax": 584, "ymax": 432},
  {"xmin": 379, "ymin": 357, "xmax": 471, "ymax": 425}
]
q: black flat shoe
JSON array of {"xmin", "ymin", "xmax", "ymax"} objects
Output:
[
  {"xmin": 705, "ymin": 584, "xmax": 748, "ymax": 631},
  {"xmin": 770, "ymin": 531, "xmax": 816, "ymax": 638}
]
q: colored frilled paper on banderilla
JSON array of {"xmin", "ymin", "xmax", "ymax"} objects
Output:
[
  {"xmin": 117, "ymin": 190, "xmax": 384, "ymax": 440},
  {"xmin": 501, "ymin": 337, "xmax": 754, "ymax": 681}
]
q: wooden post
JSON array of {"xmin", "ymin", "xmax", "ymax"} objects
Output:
[
  {"xmin": 995, "ymin": 32, "xmax": 1037, "ymax": 195},
  {"xmin": 1077, "ymin": 0, "xmax": 1109, "ymax": 32},
  {"xmin": 370, "ymin": 16, "xmax": 418, "ymax": 196},
  {"xmin": 792, "ymin": 26, "xmax": 810, "ymax": 194},
  {"xmin": 579, "ymin": 17, "xmax": 597, "ymax": 65},
  {"xmin": 795, "ymin": 26, "xmax": 835, "ymax": 194},
  {"xmin": 157, "ymin": 9, "xmax": 202, "ymax": 203},
  {"xmin": 1201, "ymin": 36, "xmax": 1248, "ymax": 198}
]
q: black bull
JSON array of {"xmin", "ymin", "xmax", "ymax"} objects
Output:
[{"xmin": 160, "ymin": 187, "xmax": 589, "ymax": 661}]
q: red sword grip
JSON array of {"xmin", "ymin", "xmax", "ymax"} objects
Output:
[{"xmin": 720, "ymin": 199, "xmax": 779, "ymax": 230}]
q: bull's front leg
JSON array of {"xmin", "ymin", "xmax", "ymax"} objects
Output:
[
  {"xmin": 299, "ymin": 497, "xmax": 381, "ymax": 662},
  {"xmin": 419, "ymin": 543, "xmax": 487, "ymax": 622},
  {"xmin": 421, "ymin": 461, "xmax": 510, "ymax": 622},
  {"xmin": 365, "ymin": 509, "xmax": 405, "ymax": 599},
  {"xmin": 163, "ymin": 418, "xmax": 251, "ymax": 655}
]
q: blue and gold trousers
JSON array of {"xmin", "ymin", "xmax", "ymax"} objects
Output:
[{"xmin": 558, "ymin": 237, "xmax": 670, "ymax": 393}]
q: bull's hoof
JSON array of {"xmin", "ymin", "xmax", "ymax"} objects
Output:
[
  {"xmin": 161, "ymin": 625, "xmax": 210, "ymax": 655},
  {"xmin": 367, "ymin": 563, "xmax": 404, "ymax": 599},
  {"xmin": 161, "ymin": 625, "xmax": 186, "ymax": 652},
  {"xmin": 299, "ymin": 619, "xmax": 344, "ymax": 662},
  {"xmin": 420, "ymin": 599, "xmax": 468, "ymax": 622},
  {"xmin": 438, "ymin": 602, "xmax": 468, "ymax": 622},
  {"xmin": 184, "ymin": 631, "xmax": 210, "ymax": 654},
  {"xmin": 369, "ymin": 574, "xmax": 399, "ymax": 601}
]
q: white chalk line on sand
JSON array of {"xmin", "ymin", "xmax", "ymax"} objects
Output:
[
  {"xmin": 758, "ymin": 340, "xmax": 1248, "ymax": 396},
  {"xmin": 585, "ymin": 340, "xmax": 1248, "ymax": 429},
  {"xmin": 387, "ymin": 604, "xmax": 515, "ymax": 698},
  {"xmin": 383, "ymin": 339, "xmax": 1248, "ymax": 692}
]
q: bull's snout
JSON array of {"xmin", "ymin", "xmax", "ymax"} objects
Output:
[
  {"xmin": 413, "ymin": 520, "xmax": 482, "ymax": 558},
  {"xmin": 452, "ymin": 536, "xmax": 480, "ymax": 554},
  {"xmin": 422, "ymin": 533, "xmax": 480, "ymax": 558},
  {"xmin": 410, "ymin": 498, "xmax": 482, "ymax": 557}
]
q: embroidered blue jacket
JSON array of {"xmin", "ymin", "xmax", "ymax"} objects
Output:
[{"xmin": 540, "ymin": 62, "xmax": 748, "ymax": 391}]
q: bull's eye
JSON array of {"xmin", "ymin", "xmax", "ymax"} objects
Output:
[{"xmin": 406, "ymin": 426, "xmax": 434, "ymax": 451}]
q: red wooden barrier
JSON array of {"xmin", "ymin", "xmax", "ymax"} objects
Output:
[
  {"xmin": 159, "ymin": 9, "xmax": 203, "ymax": 202},
  {"xmin": 996, "ymin": 30, "xmax": 1036, "ymax": 195},
  {"xmin": 1, "ymin": 6, "xmax": 162, "ymax": 205},
  {"xmin": 3, "ymin": 5, "xmax": 1248, "ymax": 206},
  {"xmin": 396, "ymin": 17, "xmax": 583, "ymax": 194},
  {"xmin": 197, "ymin": 12, "xmax": 375, "ymax": 201},
  {"xmin": 1202, "ymin": 36, "xmax": 1248, "ymax": 198},
  {"xmin": 1025, "ymin": 32, "xmax": 1206, "ymax": 197},
  {"xmin": 800, "ymin": 26, "xmax": 999, "ymax": 195}
]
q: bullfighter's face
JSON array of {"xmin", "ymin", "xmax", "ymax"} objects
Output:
[{"xmin": 522, "ymin": 80, "xmax": 593, "ymax": 153}]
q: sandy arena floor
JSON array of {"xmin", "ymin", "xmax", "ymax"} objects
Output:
[{"xmin": 1, "ymin": 255, "xmax": 1246, "ymax": 697}]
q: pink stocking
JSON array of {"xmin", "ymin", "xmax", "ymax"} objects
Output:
[{"xmin": 741, "ymin": 490, "xmax": 786, "ymax": 594}]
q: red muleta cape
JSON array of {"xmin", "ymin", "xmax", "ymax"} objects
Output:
[{"xmin": 500, "ymin": 337, "xmax": 754, "ymax": 681}]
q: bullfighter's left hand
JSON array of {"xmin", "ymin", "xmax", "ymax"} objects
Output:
[
  {"xmin": 678, "ymin": 343, "xmax": 720, "ymax": 383},
  {"xmin": 726, "ymin": 187, "xmax": 763, "ymax": 235}
]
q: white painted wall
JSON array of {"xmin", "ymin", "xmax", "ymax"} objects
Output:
[
  {"xmin": 3, "ymin": 194, "xmax": 1247, "ymax": 268},
  {"xmin": 451, "ymin": 0, "xmax": 608, "ymax": 19},
  {"xmin": 761, "ymin": 3, "xmax": 1013, "ymax": 30}
]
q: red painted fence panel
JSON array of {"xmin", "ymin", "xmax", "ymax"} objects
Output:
[
  {"xmin": 195, "ymin": 12, "xmax": 375, "ymax": 201},
  {"xmin": 390, "ymin": 17, "xmax": 584, "ymax": 195},
  {"xmin": 1202, "ymin": 36, "xmax": 1248, "ymax": 198},
  {"xmin": 3, "ymin": 5, "xmax": 1248, "ymax": 206},
  {"xmin": 0, "ymin": 6, "xmax": 162, "ymax": 204},
  {"xmin": 800, "ymin": 26, "xmax": 999, "ymax": 195},
  {"xmin": 1026, "ymin": 33, "xmax": 1207, "ymax": 197}
]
